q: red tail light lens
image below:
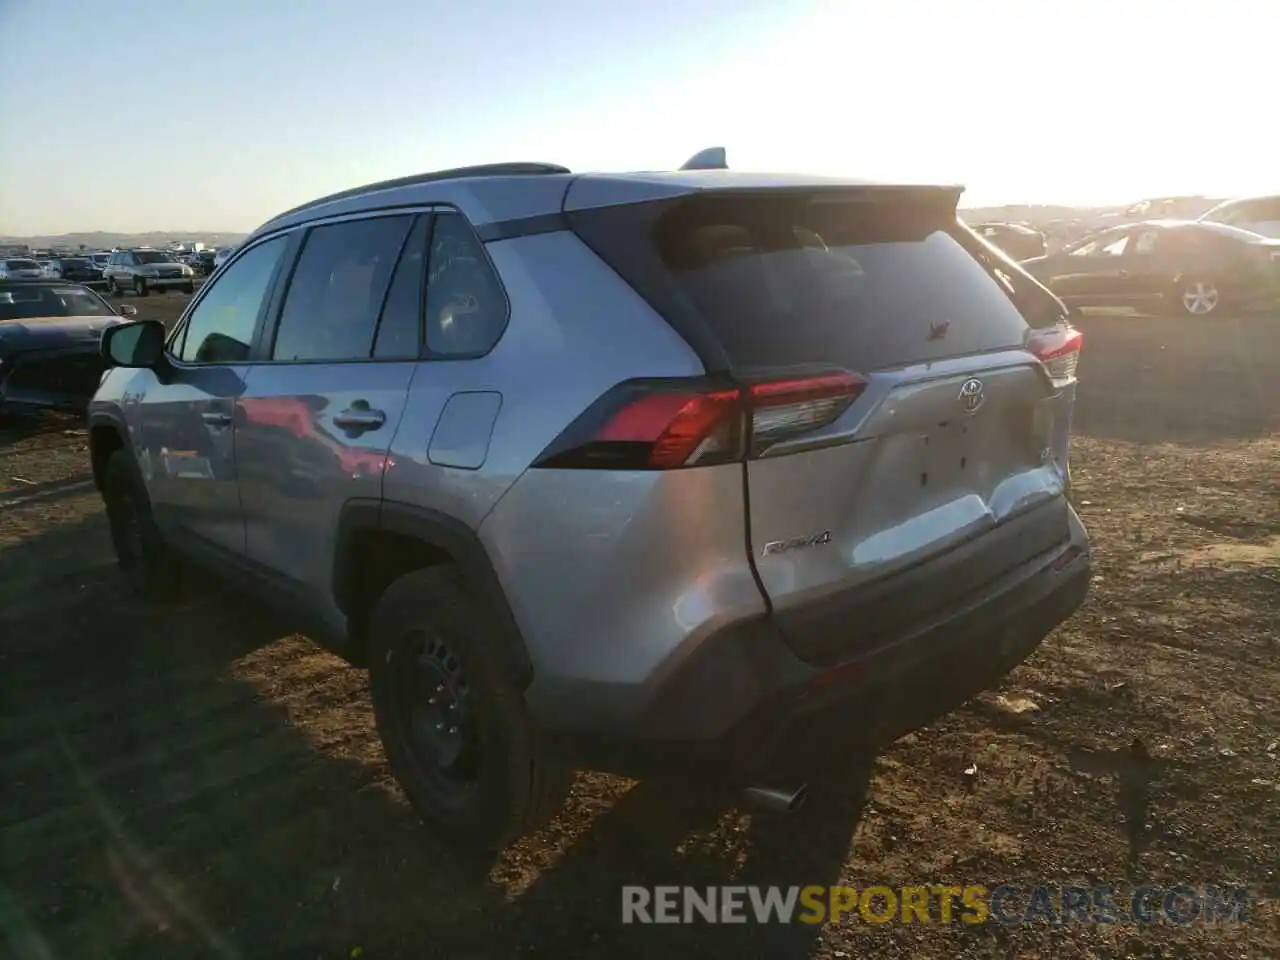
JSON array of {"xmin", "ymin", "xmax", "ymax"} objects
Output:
[
  {"xmin": 1028, "ymin": 326, "xmax": 1082, "ymax": 386},
  {"xmin": 594, "ymin": 388, "xmax": 741, "ymax": 468},
  {"xmin": 533, "ymin": 371, "xmax": 866, "ymax": 470}
]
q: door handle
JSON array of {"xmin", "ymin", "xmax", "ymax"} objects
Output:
[
  {"xmin": 333, "ymin": 406, "xmax": 386, "ymax": 430},
  {"xmin": 201, "ymin": 411, "xmax": 233, "ymax": 427}
]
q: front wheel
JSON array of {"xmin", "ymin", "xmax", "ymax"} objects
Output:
[
  {"xmin": 133, "ymin": 277, "xmax": 149, "ymax": 297},
  {"xmin": 101, "ymin": 448, "xmax": 181, "ymax": 601},
  {"xmin": 105, "ymin": 277, "xmax": 120, "ymax": 296},
  {"xmin": 368, "ymin": 566, "xmax": 571, "ymax": 848},
  {"xmin": 181, "ymin": 282, "xmax": 195, "ymax": 295},
  {"xmin": 1178, "ymin": 278, "xmax": 1221, "ymax": 316}
]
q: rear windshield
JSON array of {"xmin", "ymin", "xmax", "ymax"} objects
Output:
[
  {"xmin": 134, "ymin": 251, "xmax": 175, "ymax": 264},
  {"xmin": 0, "ymin": 285, "xmax": 114, "ymax": 320},
  {"xmin": 569, "ymin": 192, "xmax": 1052, "ymax": 374},
  {"xmin": 5, "ymin": 259, "xmax": 41, "ymax": 269}
]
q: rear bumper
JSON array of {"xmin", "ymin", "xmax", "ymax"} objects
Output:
[
  {"xmin": 564, "ymin": 506, "xmax": 1091, "ymax": 781},
  {"xmin": 138, "ymin": 276, "xmax": 193, "ymax": 288}
]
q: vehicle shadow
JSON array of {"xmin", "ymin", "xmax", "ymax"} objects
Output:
[
  {"xmin": 1071, "ymin": 313, "xmax": 1279, "ymax": 444},
  {"xmin": 1, "ymin": 507, "xmax": 870, "ymax": 959},
  {"xmin": 468, "ymin": 765, "xmax": 873, "ymax": 958}
]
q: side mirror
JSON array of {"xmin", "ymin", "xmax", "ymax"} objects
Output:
[
  {"xmin": 102, "ymin": 320, "xmax": 166, "ymax": 368},
  {"xmin": 117, "ymin": 304, "xmax": 138, "ymax": 318}
]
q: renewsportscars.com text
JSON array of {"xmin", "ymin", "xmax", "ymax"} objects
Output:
[{"xmin": 621, "ymin": 884, "xmax": 1251, "ymax": 926}]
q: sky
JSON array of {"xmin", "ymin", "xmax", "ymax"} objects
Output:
[{"xmin": 1, "ymin": 0, "xmax": 1276, "ymax": 235}]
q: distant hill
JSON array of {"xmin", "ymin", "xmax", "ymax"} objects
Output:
[{"xmin": 0, "ymin": 231, "xmax": 247, "ymax": 251}]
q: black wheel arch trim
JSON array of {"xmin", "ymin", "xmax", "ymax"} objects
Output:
[
  {"xmin": 87, "ymin": 410, "xmax": 129, "ymax": 489},
  {"xmin": 334, "ymin": 498, "xmax": 534, "ymax": 687}
]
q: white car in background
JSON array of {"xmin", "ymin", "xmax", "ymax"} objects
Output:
[
  {"xmin": 1199, "ymin": 195, "xmax": 1280, "ymax": 238},
  {"xmin": 0, "ymin": 258, "xmax": 46, "ymax": 280}
]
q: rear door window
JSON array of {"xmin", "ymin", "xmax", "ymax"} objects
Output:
[
  {"xmin": 270, "ymin": 215, "xmax": 414, "ymax": 362},
  {"xmin": 569, "ymin": 192, "xmax": 1037, "ymax": 373}
]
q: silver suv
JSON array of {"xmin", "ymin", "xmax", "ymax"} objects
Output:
[
  {"xmin": 102, "ymin": 249, "xmax": 196, "ymax": 297},
  {"xmin": 89, "ymin": 156, "xmax": 1090, "ymax": 846}
]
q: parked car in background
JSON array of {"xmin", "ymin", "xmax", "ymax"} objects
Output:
[
  {"xmin": 970, "ymin": 221, "xmax": 1047, "ymax": 260},
  {"xmin": 89, "ymin": 155, "xmax": 1090, "ymax": 846},
  {"xmin": 0, "ymin": 258, "xmax": 47, "ymax": 280},
  {"xmin": 187, "ymin": 249, "xmax": 217, "ymax": 276},
  {"xmin": 1199, "ymin": 195, "xmax": 1280, "ymax": 239},
  {"xmin": 1120, "ymin": 196, "xmax": 1219, "ymax": 222},
  {"xmin": 43, "ymin": 257, "xmax": 104, "ymax": 284},
  {"xmin": 102, "ymin": 249, "xmax": 196, "ymax": 296},
  {"xmin": 1021, "ymin": 219, "xmax": 1280, "ymax": 316},
  {"xmin": 0, "ymin": 281, "xmax": 134, "ymax": 416},
  {"xmin": 89, "ymin": 252, "xmax": 112, "ymax": 272}
]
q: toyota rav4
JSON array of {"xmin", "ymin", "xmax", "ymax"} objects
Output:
[{"xmin": 88, "ymin": 154, "xmax": 1090, "ymax": 846}]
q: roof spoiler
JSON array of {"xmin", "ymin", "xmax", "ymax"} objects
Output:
[{"xmin": 680, "ymin": 147, "xmax": 727, "ymax": 171}]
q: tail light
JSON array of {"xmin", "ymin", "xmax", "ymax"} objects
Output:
[
  {"xmin": 1027, "ymin": 325, "xmax": 1082, "ymax": 387},
  {"xmin": 533, "ymin": 371, "xmax": 867, "ymax": 470}
]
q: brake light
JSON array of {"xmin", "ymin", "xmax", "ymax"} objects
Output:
[
  {"xmin": 533, "ymin": 371, "xmax": 866, "ymax": 470},
  {"xmin": 594, "ymin": 388, "xmax": 740, "ymax": 468},
  {"xmin": 1028, "ymin": 326, "xmax": 1082, "ymax": 386}
]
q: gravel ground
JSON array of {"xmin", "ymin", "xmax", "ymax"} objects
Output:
[{"xmin": 1, "ymin": 308, "xmax": 1276, "ymax": 959}]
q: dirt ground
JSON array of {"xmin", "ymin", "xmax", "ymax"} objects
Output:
[{"xmin": 1, "ymin": 301, "xmax": 1277, "ymax": 959}]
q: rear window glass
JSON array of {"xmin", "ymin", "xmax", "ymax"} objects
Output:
[{"xmin": 569, "ymin": 193, "xmax": 1042, "ymax": 373}]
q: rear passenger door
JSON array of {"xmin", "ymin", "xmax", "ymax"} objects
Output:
[{"xmin": 234, "ymin": 213, "xmax": 426, "ymax": 623}]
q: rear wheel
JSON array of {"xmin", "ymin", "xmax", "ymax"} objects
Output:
[
  {"xmin": 181, "ymin": 282, "xmax": 195, "ymax": 295},
  {"xmin": 1178, "ymin": 278, "xmax": 1221, "ymax": 316},
  {"xmin": 368, "ymin": 566, "xmax": 570, "ymax": 848},
  {"xmin": 102, "ymin": 448, "xmax": 181, "ymax": 601}
]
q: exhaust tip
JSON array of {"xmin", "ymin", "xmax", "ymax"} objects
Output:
[{"xmin": 742, "ymin": 784, "xmax": 808, "ymax": 813}]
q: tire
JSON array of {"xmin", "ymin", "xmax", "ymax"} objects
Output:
[
  {"xmin": 368, "ymin": 566, "xmax": 571, "ymax": 848},
  {"xmin": 105, "ymin": 277, "xmax": 120, "ymax": 297},
  {"xmin": 181, "ymin": 282, "xmax": 194, "ymax": 295},
  {"xmin": 1176, "ymin": 278, "xmax": 1221, "ymax": 316},
  {"xmin": 133, "ymin": 277, "xmax": 149, "ymax": 297},
  {"xmin": 101, "ymin": 448, "xmax": 181, "ymax": 601}
]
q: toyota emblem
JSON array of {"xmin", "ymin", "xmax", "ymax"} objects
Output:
[{"xmin": 958, "ymin": 378, "xmax": 985, "ymax": 414}]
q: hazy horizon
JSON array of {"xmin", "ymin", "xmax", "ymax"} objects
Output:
[{"xmin": 2, "ymin": 0, "xmax": 1275, "ymax": 236}]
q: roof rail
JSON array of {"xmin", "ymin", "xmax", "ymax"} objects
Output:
[{"xmin": 265, "ymin": 161, "xmax": 571, "ymax": 225}]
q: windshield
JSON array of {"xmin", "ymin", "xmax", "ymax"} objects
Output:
[
  {"xmin": 5, "ymin": 259, "xmax": 41, "ymax": 270},
  {"xmin": 1194, "ymin": 221, "xmax": 1266, "ymax": 241},
  {"xmin": 134, "ymin": 251, "xmax": 176, "ymax": 264},
  {"xmin": 0, "ymin": 284, "xmax": 115, "ymax": 320}
]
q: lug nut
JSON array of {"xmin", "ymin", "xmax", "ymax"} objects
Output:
[
  {"xmin": 448, "ymin": 726, "xmax": 458, "ymax": 734},
  {"xmin": 435, "ymin": 722, "xmax": 444, "ymax": 731},
  {"xmin": 427, "ymin": 697, "xmax": 437, "ymax": 705}
]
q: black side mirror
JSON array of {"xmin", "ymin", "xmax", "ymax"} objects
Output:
[{"xmin": 102, "ymin": 319, "xmax": 166, "ymax": 368}]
